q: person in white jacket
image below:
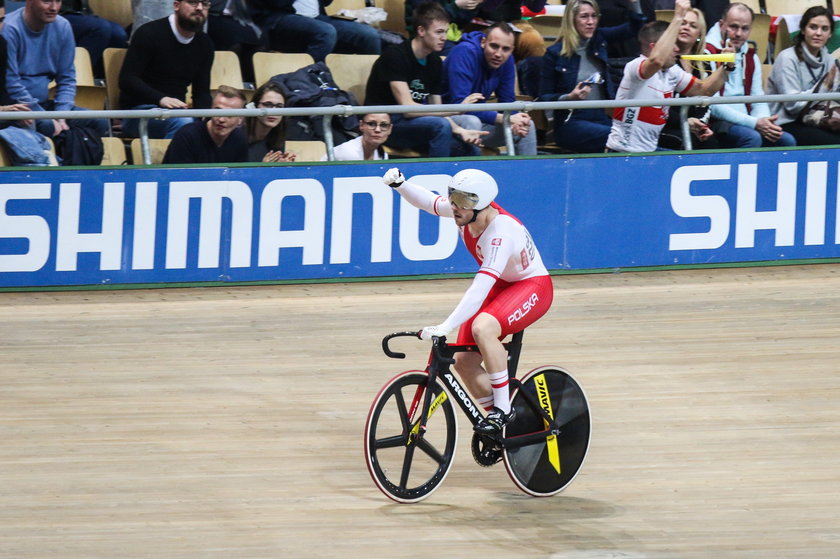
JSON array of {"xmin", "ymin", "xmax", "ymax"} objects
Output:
[
  {"xmin": 704, "ymin": 3, "xmax": 796, "ymax": 148},
  {"xmin": 382, "ymin": 167, "xmax": 554, "ymax": 435},
  {"xmin": 766, "ymin": 5, "xmax": 839, "ymax": 146}
]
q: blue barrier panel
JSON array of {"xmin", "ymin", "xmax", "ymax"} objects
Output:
[{"xmin": 0, "ymin": 148, "xmax": 838, "ymax": 288}]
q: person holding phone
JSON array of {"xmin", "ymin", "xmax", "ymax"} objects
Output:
[{"xmin": 537, "ymin": 0, "xmax": 646, "ymax": 153}]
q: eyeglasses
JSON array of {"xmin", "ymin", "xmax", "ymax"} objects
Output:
[
  {"xmin": 258, "ymin": 101, "xmax": 285, "ymax": 109},
  {"xmin": 180, "ymin": 0, "xmax": 212, "ymax": 8},
  {"xmin": 363, "ymin": 120, "xmax": 392, "ymax": 130}
]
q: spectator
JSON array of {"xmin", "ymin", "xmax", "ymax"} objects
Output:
[
  {"xmin": 766, "ymin": 6, "xmax": 839, "ymax": 147},
  {"xmin": 0, "ymin": 0, "xmax": 34, "ymax": 129},
  {"xmin": 537, "ymin": 0, "xmax": 646, "ymax": 153},
  {"xmin": 120, "ymin": 0, "xmax": 215, "ymax": 139},
  {"xmin": 163, "ymin": 85, "xmax": 249, "ymax": 164},
  {"xmin": 248, "ymin": 0, "xmax": 380, "ymax": 63},
  {"xmin": 60, "ymin": 0, "xmax": 128, "ymax": 79},
  {"xmin": 323, "ymin": 112, "xmax": 392, "ymax": 161},
  {"xmin": 704, "ymin": 2, "xmax": 795, "ymax": 149},
  {"xmin": 404, "ymin": 0, "xmax": 477, "ymax": 55},
  {"xmin": 605, "ymin": 0, "xmax": 729, "ymax": 153},
  {"xmin": 443, "ymin": 22, "xmax": 537, "ymax": 155},
  {"xmin": 245, "ymin": 81, "xmax": 297, "ymax": 163},
  {"xmin": 207, "ymin": 0, "xmax": 263, "ymax": 84},
  {"xmin": 659, "ymin": 6, "xmax": 718, "ymax": 149},
  {"xmin": 2, "ymin": 0, "xmax": 109, "ymax": 141},
  {"xmin": 364, "ymin": 1, "xmax": 488, "ymax": 157}
]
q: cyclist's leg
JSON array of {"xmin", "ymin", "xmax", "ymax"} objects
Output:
[
  {"xmin": 453, "ymin": 351, "xmax": 494, "ymax": 411},
  {"xmin": 472, "ymin": 276, "xmax": 555, "ymax": 415}
]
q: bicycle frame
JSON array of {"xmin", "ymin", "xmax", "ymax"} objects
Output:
[{"xmin": 381, "ymin": 331, "xmax": 562, "ymax": 450}]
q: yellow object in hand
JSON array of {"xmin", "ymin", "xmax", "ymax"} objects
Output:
[{"xmin": 680, "ymin": 53, "xmax": 737, "ymax": 63}]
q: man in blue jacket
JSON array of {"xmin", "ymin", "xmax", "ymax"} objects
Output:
[{"xmin": 442, "ymin": 23, "xmax": 537, "ymax": 156}]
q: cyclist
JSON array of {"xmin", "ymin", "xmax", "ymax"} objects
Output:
[{"xmin": 383, "ymin": 168, "xmax": 553, "ymax": 434}]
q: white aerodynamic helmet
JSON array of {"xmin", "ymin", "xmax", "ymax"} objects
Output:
[{"xmin": 447, "ymin": 169, "xmax": 498, "ymax": 211}]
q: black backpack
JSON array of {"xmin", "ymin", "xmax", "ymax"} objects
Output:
[
  {"xmin": 53, "ymin": 126, "xmax": 104, "ymax": 166},
  {"xmin": 270, "ymin": 62, "xmax": 359, "ymax": 143}
]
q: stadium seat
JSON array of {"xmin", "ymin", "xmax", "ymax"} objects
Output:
[
  {"xmin": 527, "ymin": 15, "xmax": 564, "ymax": 45},
  {"xmin": 749, "ymin": 13, "xmax": 772, "ymax": 63},
  {"xmin": 377, "ymin": 0, "xmax": 407, "ymax": 36},
  {"xmin": 211, "ymin": 50, "xmax": 247, "ymax": 92},
  {"xmin": 761, "ymin": 63, "xmax": 773, "ymax": 90},
  {"xmin": 325, "ymin": 0, "xmax": 365, "ymax": 15},
  {"xmin": 655, "ymin": 9, "xmax": 674, "ymax": 22},
  {"xmin": 88, "ymin": 0, "xmax": 133, "ymax": 29},
  {"xmin": 73, "ymin": 47, "xmax": 108, "ymax": 110},
  {"xmin": 286, "ymin": 140, "xmax": 327, "ymax": 162},
  {"xmin": 325, "ymin": 53, "xmax": 378, "ymax": 104},
  {"xmin": 0, "ymin": 142, "xmax": 11, "ymax": 167},
  {"xmin": 253, "ymin": 52, "xmax": 315, "ymax": 88},
  {"xmin": 103, "ymin": 47, "xmax": 127, "ymax": 111},
  {"xmin": 101, "ymin": 137, "xmax": 128, "ymax": 165},
  {"xmin": 130, "ymin": 138, "xmax": 171, "ymax": 165},
  {"xmin": 763, "ymin": 0, "xmax": 826, "ymax": 17}
]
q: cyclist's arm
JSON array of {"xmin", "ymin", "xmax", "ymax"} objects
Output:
[
  {"xmin": 436, "ymin": 272, "xmax": 497, "ymax": 333},
  {"xmin": 394, "ymin": 180, "xmax": 455, "ymax": 217}
]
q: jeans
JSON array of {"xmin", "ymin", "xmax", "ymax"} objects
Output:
[
  {"xmin": 554, "ymin": 109, "xmax": 612, "ymax": 153},
  {"xmin": 122, "ymin": 105, "xmax": 194, "ymax": 139},
  {"xmin": 480, "ymin": 118, "xmax": 537, "ymax": 156},
  {"xmin": 387, "ymin": 114, "xmax": 479, "ymax": 157},
  {"xmin": 36, "ymin": 101, "xmax": 109, "ymax": 138},
  {"xmin": 713, "ymin": 123, "xmax": 796, "ymax": 149},
  {"xmin": 266, "ymin": 14, "xmax": 381, "ymax": 62}
]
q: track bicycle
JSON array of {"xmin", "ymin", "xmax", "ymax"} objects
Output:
[{"xmin": 364, "ymin": 330, "xmax": 591, "ymax": 503}]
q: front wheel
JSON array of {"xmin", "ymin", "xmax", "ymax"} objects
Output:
[
  {"xmin": 503, "ymin": 366, "xmax": 591, "ymax": 497},
  {"xmin": 364, "ymin": 371, "xmax": 458, "ymax": 503}
]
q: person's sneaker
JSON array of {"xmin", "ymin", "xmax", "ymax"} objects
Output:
[{"xmin": 474, "ymin": 406, "xmax": 516, "ymax": 435}]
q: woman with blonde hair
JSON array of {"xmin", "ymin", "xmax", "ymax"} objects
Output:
[
  {"xmin": 537, "ymin": 0, "xmax": 646, "ymax": 152},
  {"xmin": 659, "ymin": 7, "xmax": 718, "ymax": 149}
]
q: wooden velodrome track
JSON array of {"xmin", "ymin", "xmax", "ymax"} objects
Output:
[{"xmin": 2, "ymin": 263, "xmax": 839, "ymax": 558}]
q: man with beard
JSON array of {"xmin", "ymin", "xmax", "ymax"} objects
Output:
[{"xmin": 119, "ymin": 0, "xmax": 215, "ymax": 139}]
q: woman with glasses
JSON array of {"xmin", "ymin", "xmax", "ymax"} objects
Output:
[
  {"xmin": 245, "ymin": 81, "xmax": 296, "ymax": 163},
  {"xmin": 538, "ymin": 0, "xmax": 645, "ymax": 153},
  {"xmin": 326, "ymin": 112, "xmax": 392, "ymax": 161}
]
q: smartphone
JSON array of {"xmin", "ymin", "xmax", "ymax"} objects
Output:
[{"xmin": 581, "ymin": 72, "xmax": 604, "ymax": 87}]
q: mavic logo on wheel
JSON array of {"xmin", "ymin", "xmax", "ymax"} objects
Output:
[
  {"xmin": 408, "ymin": 390, "xmax": 449, "ymax": 445},
  {"xmin": 535, "ymin": 374, "xmax": 561, "ymax": 475},
  {"xmin": 507, "ymin": 293, "xmax": 539, "ymax": 325}
]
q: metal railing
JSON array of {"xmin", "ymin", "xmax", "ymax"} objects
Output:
[{"xmin": 1, "ymin": 91, "xmax": 838, "ymax": 164}]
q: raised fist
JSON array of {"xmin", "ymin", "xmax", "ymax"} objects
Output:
[{"xmin": 383, "ymin": 168, "xmax": 405, "ymax": 188}]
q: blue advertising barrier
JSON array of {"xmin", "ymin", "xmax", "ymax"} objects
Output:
[{"xmin": 1, "ymin": 147, "xmax": 838, "ymax": 288}]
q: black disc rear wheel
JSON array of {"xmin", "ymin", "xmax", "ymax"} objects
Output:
[{"xmin": 503, "ymin": 367, "xmax": 591, "ymax": 496}]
